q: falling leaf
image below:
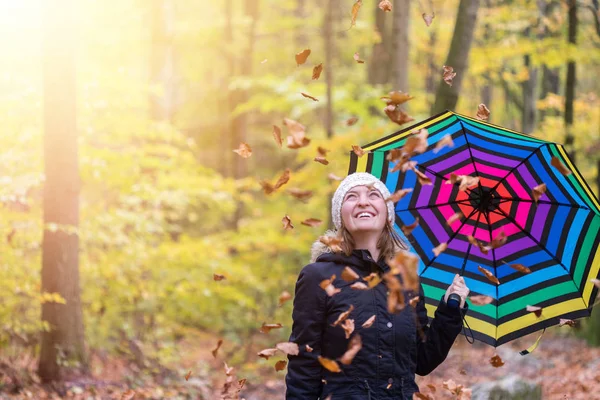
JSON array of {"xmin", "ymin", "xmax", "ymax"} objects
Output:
[
  {"xmin": 319, "ymin": 235, "xmax": 344, "ymax": 252},
  {"xmin": 341, "ymin": 319, "xmax": 355, "ymax": 339},
  {"xmin": 259, "ymin": 180, "xmax": 276, "ymax": 195},
  {"xmin": 434, "ymin": 134, "xmax": 455, "ymax": 154},
  {"xmin": 346, "ymin": 116, "xmax": 359, "ymax": 126},
  {"xmin": 273, "ymin": 125, "xmax": 283, "ymax": 147},
  {"xmin": 387, "ymin": 250, "xmax": 420, "ymax": 290},
  {"xmin": 384, "ymin": 273, "xmax": 406, "ymax": 313},
  {"xmin": 301, "ymin": 92, "xmax": 319, "ymax": 102},
  {"xmin": 328, "ymin": 173, "xmax": 344, "ymax": 181},
  {"xmin": 318, "ymin": 356, "xmax": 341, "ymax": 372},
  {"xmin": 507, "ymin": 262, "xmax": 531, "ymax": 274},
  {"xmin": 121, "ymin": 390, "xmax": 136, "ymax": 400},
  {"xmin": 312, "ymin": 63, "xmax": 323, "ymax": 80},
  {"xmin": 278, "ymin": 290, "xmax": 292, "ymax": 306},
  {"xmin": 551, "ymin": 156, "xmax": 571, "ymax": 175},
  {"xmin": 320, "ymin": 274, "xmax": 341, "ymax": 297},
  {"xmin": 295, "ymin": 49, "xmax": 311, "ymax": 66},
  {"xmin": 384, "ymin": 105, "xmax": 414, "ymax": 125},
  {"xmin": 212, "ymin": 339, "xmax": 223, "ymax": 358},
  {"xmin": 403, "ymin": 129, "xmax": 429, "ymax": 155},
  {"xmin": 413, "ymin": 168, "xmax": 432, "ymax": 186},
  {"xmin": 401, "ymin": 217, "xmax": 419, "ymax": 236},
  {"xmin": 422, "ymin": 12, "xmax": 435, "ymax": 26},
  {"xmin": 460, "ymin": 176, "xmax": 480, "ymax": 191},
  {"xmin": 478, "ymin": 265, "xmax": 500, "ymax": 285},
  {"xmin": 260, "ymin": 322, "xmax": 283, "ymax": 334},
  {"xmin": 385, "ymin": 188, "xmax": 413, "ymax": 204},
  {"xmin": 352, "ymin": 52, "xmax": 365, "ymax": 64},
  {"xmin": 332, "ymin": 305, "xmax": 354, "ymax": 327},
  {"xmin": 350, "ymin": 0, "xmax": 362, "ymax": 27},
  {"xmin": 443, "ymin": 379, "xmax": 458, "ymax": 392},
  {"xmin": 276, "ymin": 342, "xmax": 300, "ymax": 356},
  {"xmin": 261, "ymin": 59, "xmax": 268, "ymax": 64},
  {"xmin": 476, "ymin": 103, "xmax": 491, "ymax": 121},
  {"xmin": 339, "ymin": 334, "xmax": 362, "ymax": 365},
  {"xmin": 284, "ymin": 118, "xmax": 311, "ymax": 149},
  {"xmin": 274, "ymin": 360, "xmax": 287, "ymax": 371},
  {"xmin": 446, "ymin": 212, "xmax": 463, "ymax": 226},
  {"xmin": 257, "ymin": 348, "xmax": 278, "ymax": 360},
  {"xmin": 213, "ymin": 274, "xmax": 226, "ymax": 281},
  {"xmin": 185, "ymin": 371, "xmax": 192, "ymax": 381},
  {"xmin": 532, "ymin": 183, "xmax": 547, "ymax": 203},
  {"xmin": 592, "ymin": 279, "xmax": 600, "ymax": 289},
  {"xmin": 288, "ymin": 188, "xmax": 313, "ymax": 202},
  {"xmin": 378, "ymin": 0, "xmax": 392, "ymax": 11},
  {"xmin": 305, "ymin": 344, "xmax": 313, "ymax": 352},
  {"xmin": 317, "ymin": 146, "xmax": 330, "ymax": 156},
  {"xmin": 233, "ymin": 142, "xmax": 252, "ymax": 158},
  {"xmin": 382, "ymin": 91, "xmax": 414, "ymax": 106},
  {"xmin": 341, "ymin": 266, "xmax": 360, "ymax": 282},
  {"xmin": 490, "ymin": 354, "xmax": 505, "ymax": 368},
  {"xmin": 490, "ymin": 231, "xmax": 507, "ymax": 249},
  {"xmin": 467, "ymin": 235, "xmax": 489, "ymax": 255},
  {"xmin": 364, "ymin": 272, "xmax": 382, "ymax": 288},
  {"xmin": 409, "ymin": 296, "xmax": 420, "ymax": 307},
  {"xmin": 351, "ymin": 282, "xmax": 369, "ymax": 290},
  {"xmin": 459, "ymin": 369, "xmax": 467, "ymax": 375},
  {"xmin": 282, "ymin": 215, "xmax": 295, "ymax": 230},
  {"xmin": 274, "ymin": 168, "xmax": 291, "ymax": 189},
  {"xmin": 526, "ymin": 305, "xmax": 543, "ymax": 318},
  {"xmin": 442, "ymin": 65, "xmax": 456, "ymax": 86},
  {"xmin": 432, "ymin": 242, "xmax": 448, "ymax": 257},
  {"xmin": 427, "ymin": 384, "xmax": 437, "ymax": 393},
  {"xmin": 469, "ymin": 295, "xmax": 493, "ymax": 306},
  {"xmin": 559, "ymin": 318, "xmax": 575, "ymax": 327},
  {"xmin": 362, "ymin": 315, "xmax": 376, "ymax": 328},
  {"xmin": 301, "ymin": 218, "xmax": 322, "ymax": 227},
  {"xmin": 238, "ymin": 378, "xmax": 246, "ymax": 389},
  {"xmin": 352, "ymin": 145, "xmax": 367, "ymax": 157}
]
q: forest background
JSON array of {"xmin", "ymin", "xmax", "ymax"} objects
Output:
[{"xmin": 0, "ymin": 0, "xmax": 599, "ymax": 399}]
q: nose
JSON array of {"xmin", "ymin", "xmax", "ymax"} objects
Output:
[{"xmin": 357, "ymin": 192, "xmax": 370, "ymax": 206}]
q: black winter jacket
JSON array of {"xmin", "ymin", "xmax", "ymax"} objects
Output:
[{"xmin": 285, "ymin": 245, "xmax": 467, "ymax": 400}]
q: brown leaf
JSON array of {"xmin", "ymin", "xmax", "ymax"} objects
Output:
[
  {"xmin": 314, "ymin": 156, "xmax": 329, "ymax": 165},
  {"xmin": 301, "ymin": 92, "xmax": 319, "ymax": 102},
  {"xmin": 446, "ymin": 212, "xmax": 463, "ymax": 226},
  {"xmin": 459, "ymin": 369, "xmax": 467, "ymax": 375},
  {"xmin": 358, "ymin": 317, "xmax": 376, "ymax": 333},
  {"xmin": 526, "ymin": 305, "xmax": 543, "ymax": 318},
  {"xmin": 301, "ymin": 218, "xmax": 322, "ymax": 227},
  {"xmin": 278, "ymin": 290, "xmax": 292, "ymax": 306},
  {"xmin": 353, "ymin": 52, "xmax": 365, "ymax": 64},
  {"xmin": 318, "ymin": 356, "xmax": 342, "ymax": 372},
  {"xmin": 350, "ymin": 282, "xmax": 369, "ymax": 290},
  {"xmin": 212, "ymin": 339, "xmax": 223, "ymax": 358},
  {"xmin": 275, "ymin": 360, "xmax": 287, "ymax": 372},
  {"xmin": 399, "ymin": 218, "xmax": 418, "ymax": 236},
  {"xmin": 469, "ymin": 295, "xmax": 493, "ymax": 306},
  {"xmin": 282, "ymin": 215, "xmax": 294, "ymax": 230},
  {"xmin": 317, "ymin": 146, "xmax": 330, "ymax": 157},
  {"xmin": 238, "ymin": 378, "xmax": 247, "ymax": 390},
  {"xmin": 427, "ymin": 384, "xmax": 437, "ymax": 393},
  {"xmin": 295, "ymin": 49, "xmax": 311, "ymax": 66},
  {"xmin": 443, "ymin": 379, "xmax": 458, "ymax": 392},
  {"xmin": 414, "ymin": 393, "xmax": 434, "ymax": 400},
  {"xmin": 288, "ymin": 188, "xmax": 313, "ymax": 202},
  {"xmin": 259, "ymin": 180, "xmax": 276, "ymax": 195},
  {"xmin": 459, "ymin": 175, "xmax": 480, "ymax": 191},
  {"xmin": 476, "ymin": 103, "xmax": 491, "ymax": 121},
  {"xmin": 213, "ymin": 274, "xmax": 226, "ymax": 281},
  {"xmin": 551, "ymin": 156, "xmax": 571, "ymax": 175},
  {"xmin": 273, "ymin": 125, "xmax": 283, "ymax": 147},
  {"xmin": 442, "ymin": 65, "xmax": 456, "ymax": 86},
  {"xmin": 121, "ymin": 390, "xmax": 136, "ymax": 400},
  {"xmin": 409, "ymin": 296, "xmax": 420, "ymax": 308},
  {"xmin": 341, "ymin": 319, "xmax": 355, "ymax": 339},
  {"xmin": 284, "ymin": 118, "xmax": 310, "ymax": 149},
  {"xmin": 312, "ymin": 63, "xmax": 323, "ymax": 80},
  {"xmin": 320, "ymin": 274, "xmax": 341, "ymax": 297},
  {"xmin": 384, "ymin": 105, "xmax": 415, "ymax": 125},
  {"xmin": 490, "ymin": 231, "xmax": 507, "ymax": 249},
  {"xmin": 185, "ymin": 370, "xmax": 192, "ymax": 381},
  {"xmin": 257, "ymin": 348, "xmax": 278, "ymax": 360},
  {"xmin": 328, "ymin": 173, "xmax": 344, "ymax": 181},
  {"xmin": 403, "ymin": 129, "xmax": 429, "ymax": 154},
  {"xmin": 341, "ymin": 266, "xmax": 360, "ymax": 282},
  {"xmin": 364, "ymin": 272, "xmax": 382, "ymax": 288},
  {"xmin": 507, "ymin": 262, "xmax": 531, "ymax": 274},
  {"xmin": 382, "ymin": 91, "xmax": 414, "ymax": 106},
  {"xmin": 260, "ymin": 322, "xmax": 283, "ymax": 334},
  {"xmin": 350, "ymin": 0, "xmax": 362, "ymax": 27},
  {"xmin": 467, "ymin": 235, "xmax": 489, "ymax": 255},
  {"xmin": 276, "ymin": 342, "xmax": 300, "ymax": 356},
  {"xmin": 490, "ymin": 354, "xmax": 505, "ymax": 368},
  {"xmin": 422, "ymin": 12, "xmax": 435, "ymax": 26},
  {"xmin": 559, "ymin": 318, "xmax": 575, "ymax": 327},
  {"xmin": 385, "ymin": 188, "xmax": 413, "ymax": 204},
  {"xmin": 305, "ymin": 344, "xmax": 314, "ymax": 352},
  {"xmin": 384, "ymin": 273, "xmax": 406, "ymax": 313},
  {"xmin": 332, "ymin": 305, "xmax": 355, "ymax": 326},
  {"xmin": 434, "ymin": 134, "xmax": 455, "ymax": 154},
  {"xmin": 319, "ymin": 235, "xmax": 344, "ymax": 252},
  {"xmin": 274, "ymin": 168, "xmax": 291, "ymax": 189},
  {"xmin": 339, "ymin": 334, "xmax": 362, "ymax": 365},
  {"xmin": 346, "ymin": 116, "xmax": 359, "ymax": 126},
  {"xmin": 532, "ymin": 183, "xmax": 547, "ymax": 203},
  {"xmin": 352, "ymin": 145, "xmax": 367, "ymax": 157},
  {"xmin": 378, "ymin": 0, "xmax": 392, "ymax": 12},
  {"xmin": 478, "ymin": 265, "xmax": 500, "ymax": 285},
  {"xmin": 387, "ymin": 250, "xmax": 420, "ymax": 291},
  {"xmin": 413, "ymin": 168, "xmax": 432, "ymax": 186},
  {"xmin": 233, "ymin": 142, "xmax": 252, "ymax": 158},
  {"xmin": 432, "ymin": 242, "xmax": 448, "ymax": 257}
]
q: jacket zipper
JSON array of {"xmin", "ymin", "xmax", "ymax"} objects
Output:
[{"xmin": 363, "ymin": 379, "xmax": 372, "ymax": 400}]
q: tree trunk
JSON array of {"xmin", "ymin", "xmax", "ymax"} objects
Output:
[
  {"xmin": 521, "ymin": 53, "xmax": 538, "ymax": 134},
  {"xmin": 537, "ymin": 0, "xmax": 560, "ymax": 120},
  {"xmin": 425, "ymin": 30, "xmax": 438, "ymax": 96},
  {"xmin": 150, "ymin": 0, "xmax": 176, "ymax": 122},
  {"xmin": 39, "ymin": 0, "xmax": 88, "ymax": 382},
  {"xmin": 391, "ymin": 0, "xmax": 411, "ymax": 93},
  {"xmin": 564, "ymin": 0, "xmax": 577, "ymax": 163},
  {"xmin": 324, "ymin": 0, "xmax": 334, "ymax": 139},
  {"xmin": 432, "ymin": 0, "xmax": 480, "ymax": 114},
  {"xmin": 295, "ymin": 0, "xmax": 307, "ymax": 48},
  {"xmin": 368, "ymin": 4, "xmax": 391, "ymax": 84}
]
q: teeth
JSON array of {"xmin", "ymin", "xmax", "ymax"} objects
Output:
[{"xmin": 357, "ymin": 212, "xmax": 373, "ymax": 218}]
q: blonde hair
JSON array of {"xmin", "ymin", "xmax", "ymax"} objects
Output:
[{"xmin": 339, "ymin": 221, "xmax": 408, "ymax": 261}]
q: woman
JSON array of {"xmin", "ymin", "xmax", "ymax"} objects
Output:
[{"xmin": 285, "ymin": 172, "xmax": 469, "ymax": 400}]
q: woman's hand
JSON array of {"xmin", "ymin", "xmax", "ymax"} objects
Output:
[{"xmin": 443, "ymin": 274, "xmax": 470, "ymax": 308}]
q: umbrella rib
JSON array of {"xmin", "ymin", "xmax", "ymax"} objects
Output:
[
  {"xmin": 460, "ymin": 120, "xmax": 485, "ymax": 194},
  {"xmin": 490, "ymin": 207, "xmax": 572, "ymax": 275},
  {"xmin": 401, "ymin": 199, "xmax": 473, "ymax": 211},
  {"xmin": 482, "ymin": 210, "xmax": 499, "ymax": 340},
  {"xmin": 459, "ymin": 211, "xmax": 483, "ymax": 276},
  {"xmin": 416, "ymin": 164, "xmax": 476, "ymax": 196},
  {"xmin": 490, "ymin": 143, "xmax": 546, "ymax": 194},
  {"xmin": 495, "ymin": 197, "xmax": 589, "ymax": 210}
]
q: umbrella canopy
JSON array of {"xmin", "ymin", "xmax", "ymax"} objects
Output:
[{"xmin": 348, "ymin": 110, "xmax": 600, "ymax": 347}]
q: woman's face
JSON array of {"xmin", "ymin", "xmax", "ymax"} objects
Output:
[{"xmin": 341, "ymin": 185, "xmax": 388, "ymax": 236}]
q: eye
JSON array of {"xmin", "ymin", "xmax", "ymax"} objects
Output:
[
  {"xmin": 369, "ymin": 191, "xmax": 381, "ymax": 198},
  {"xmin": 345, "ymin": 193, "xmax": 357, "ymax": 200}
]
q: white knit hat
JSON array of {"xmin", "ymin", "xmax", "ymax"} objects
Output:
[{"xmin": 332, "ymin": 172, "xmax": 395, "ymax": 230}]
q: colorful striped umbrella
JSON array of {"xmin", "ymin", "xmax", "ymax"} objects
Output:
[{"xmin": 348, "ymin": 110, "xmax": 600, "ymax": 349}]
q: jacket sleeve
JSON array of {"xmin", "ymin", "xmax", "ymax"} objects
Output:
[
  {"xmin": 415, "ymin": 283, "xmax": 468, "ymax": 376},
  {"xmin": 285, "ymin": 263, "xmax": 327, "ymax": 400}
]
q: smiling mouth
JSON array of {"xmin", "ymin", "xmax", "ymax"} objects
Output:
[{"xmin": 355, "ymin": 212, "xmax": 376, "ymax": 219}]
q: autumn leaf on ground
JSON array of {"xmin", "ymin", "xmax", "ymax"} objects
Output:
[
  {"xmin": 351, "ymin": 282, "xmax": 368, "ymax": 290},
  {"xmin": 469, "ymin": 295, "xmax": 493, "ymax": 306},
  {"xmin": 443, "ymin": 379, "xmax": 458, "ymax": 392},
  {"xmin": 476, "ymin": 103, "xmax": 491, "ymax": 120},
  {"xmin": 384, "ymin": 105, "xmax": 414, "ymax": 125},
  {"xmin": 120, "ymin": 390, "xmax": 136, "ymax": 400},
  {"xmin": 532, "ymin": 183, "xmax": 547, "ymax": 203},
  {"xmin": 328, "ymin": 173, "xmax": 344, "ymax": 181},
  {"xmin": 385, "ymin": 188, "xmax": 413, "ymax": 204},
  {"xmin": 318, "ymin": 356, "xmax": 342, "ymax": 372},
  {"xmin": 446, "ymin": 212, "xmax": 463, "ymax": 225},
  {"xmin": 282, "ymin": 215, "xmax": 295, "ymax": 230},
  {"xmin": 401, "ymin": 217, "xmax": 419, "ymax": 236},
  {"xmin": 526, "ymin": 305, "xmax": 543, "ymax": 318},
  {"xmin": 560, "ymin": 319, "xmax": 576, "ymax": 327},
  {"xmin": 288, "ymin": 188, "xmax": 313, "ymax": 202},
  {"xmin": 314, "ymin": 156, "xmax": 329, "ymax": 165},
  {"xmin": 353, "ymin": 52, "xmax": 365, "ymax": 63},
  {"xmin": 185, "ymin": 370, "xmax": 192, "ymax": 381},
  {"xmin": 257, "ymin": 348, "xmax": 278, "ymax": 360},
  {"xmin": 233, "ymin": 142, "xmax": 252, "ymax": 158},
  {"xmin": 272, "ymin": 125, "xmax": 283, "ymax": 147},
  {"xmin": 490, "ymin": 354, "xmax": 505, "ymax": 368},
  {"xmin": 276, "ymin": 342, "xmax": 300, "ymax": 356},
  {"xmin": 301, "ymin": 92, "xmax": 319, "ymax": 101},
  {"xmin": 422, "ymin": 12, "xmax": 435, "ymax": 26},
  {"xmin": 350, "ymin": 0, "xmax": 362, "ymax": 27},
  {"xmin": 238, "ymin": 378, "xmax": 247, "ymax": 390},
  {"xmin": 551, "ymin": 156, "xmax": 571, "ymax": 175},
  {"xmin": 212, "ymin": 339, "xmax": 223, "ymax": 358},
  {"xmin": 346, "ymin": 116, "xmax": 359, "ymax": 126},
  {"xmin": 414, "ymin": 393, "xmax": 434, "ymax": 400},
  {"xmin": 312, "ymin": 63, "xmax": 323, "ymax": 80},
  {"xmin": 341, "ymin": 319, "xmax": 355, "ymax": 339},
  {"xmin": 352, "ymin": 145, "xmax": 366, "ymax": 157},
  {"xmin": 341, "ymin": 266, "xmax": 359, "ymax": 282},
  {"xmin": 305, "ymin": 344, "xmax": 313, "ymax": 352},
  {"xmin": 320, "ymin": 274, "xmax": 341, "ymax": 297},
  {"xmin": 434, "ymin": 134, "xmax": 455, "ymax": 154},
  {"xmin": 478, "ymin": 265, "xmax": 500, "ymax": 285},
  {"xmin": 442, "ymin": 65, "xmax": 456, "ymax": 86},
  {"xmin": 339, "ymin": 334, "xmax": 362, "ymax": 365},
  {"xmin": 295, "ymin": 49, "xmax": 311, "ymax": 66},
  {"xmin": 213, "ymin": 274, "xmax": 226, "ymax": 281},
  {"xmin": 260, "ymin": 322, "xmax": 283, "ymax": 334},
  {"xmin": 413, "ymin": 168, "xmax": 432, "ymax": 186},
  {"xmin": 319, "ymin": 235, "xmax": 344, "ymax": 252},
  {"xmin": 427, "ymin": 384, "xmax": 436, "ymax": 393},
  {"xmin": 301, "ymin": 218, "xmax": 322, "ymax": 227},
  {"xmin": 432, "ymin": 242, "xmax": 448, "ymax": 257},
  {"xmin": 278, "ymin": 290, "xmax": 292, "ymax": 306},
  {"xmin": 378, "ymin": 0, "xmax": 392, "ymax": 12},
  {"xmin": 274, "ymin": 360, "xmax": 287, "ymax": 372},
  {"xmin": 332, "ymin": 305, "xmax": 354, "ymax": 326}
]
